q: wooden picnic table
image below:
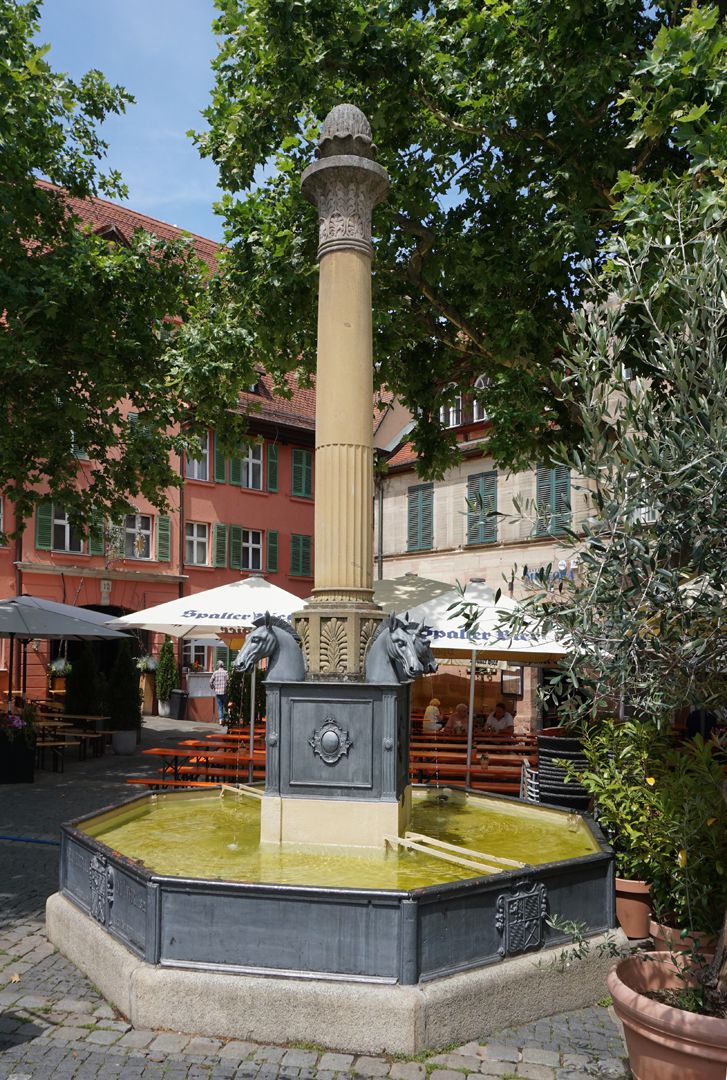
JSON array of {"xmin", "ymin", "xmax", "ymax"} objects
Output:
[{"xmin": 142, "ymin": 746, "xmax": 265, "ymax": 781}]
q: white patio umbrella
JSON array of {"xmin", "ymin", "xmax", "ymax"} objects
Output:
[
  {"xmin": 116, "ymin": 575, "xmax": 306, "ymax": 755},
  {"xmin": 400, "ymin": 580, "xmax": 569, "ymax": 783}
]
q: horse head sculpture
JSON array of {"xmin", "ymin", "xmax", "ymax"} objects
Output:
[
  {"xmin": 364, "ymin": 612, "xmax": 426, "ymax": 684},
  {"xmin": 233, "ymin": 612, "xmax": 306, "ymax": 682},
  {"xmin": 404, "ymin": 615, "xmax": 438, "ymax": 675}
]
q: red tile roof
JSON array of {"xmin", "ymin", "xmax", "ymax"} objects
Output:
[
  {"xmin": 35, "ymin": 179, "xmax": 221, "ymax": 270},
  {"xmin": 241, "ymin": 372, "xmax": 316, "ymax": 432}
]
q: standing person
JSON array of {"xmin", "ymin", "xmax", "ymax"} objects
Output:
[{"xmin": 210, "ymin": 660, "xmax": 229, "ymax": 725}]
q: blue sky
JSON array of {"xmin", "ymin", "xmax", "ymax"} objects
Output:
[{"xmin": 40, "ymin": 0, "xmax": 224, "ymax": 241}]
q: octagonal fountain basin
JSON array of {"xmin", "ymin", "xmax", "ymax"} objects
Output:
[{"xmin": 59, "ymin": 786, "xmax": 614, "ymax": 985}]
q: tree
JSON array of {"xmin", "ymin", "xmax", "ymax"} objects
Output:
[
  {"xmin": 155, "ymin": 637, "xmax": 178, "ymax": 706},
  {"xmin": 0, "ymin": 0, "xmax": 256, "ymax": 537},
  {"xmin": 504, "ymin": 203, "xmax": 727, "ymax": 727},
  {"xmin": 195, "ymin": 0, "xmax": 727, "ymax": 474}
]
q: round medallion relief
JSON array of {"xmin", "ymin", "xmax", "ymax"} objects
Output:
[{"xmin": 321, "ymin": 729, "xmax": 340, "ymax": 755}]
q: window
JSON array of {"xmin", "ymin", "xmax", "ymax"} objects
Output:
[
  {"xmin": 472, "ymin": 375, "xmax": 490, "ymax": 422},
  {"xmin": 535, "ymin": 465, "xmax": 571, "ymax": 536},
  {"xmin": 52, "ymin": 505, "xmax": 83, "ymax": 553},
  {"xmin": 183, "ymin": 642, "xmax": 207, "ymax": 669},
  {"xmin": 407, "ymin": 483, "xmax": 434, "ymax": 551},
  {"xmin": 242, "ymin": 529, "xmax": 262, "ymax": 571},
  {"xmin": 466, "ymin": 471, "xmax": 498, "ymax": 545},
  {"xmin": 439, "ymin": 387, "xmax": 462, "ymax": 428},
  {"xmin": 185, "ymin": 522, "xmax": 208, "ymax": 565},
  {"xmin": 291, "ymin": 449, "xmax": 313, "ymax": 498},
  {"xmin": 242, "ymin": 445, "xmax": 263, "ymax": 490},
  {"xmin": 290, "ymin": 534, "xmax": 312, "ymax": 577},
  {"xmin": 185, "ymin": 433, "xmax": 210, "ymax": 481},
  {"xmin": 124, "ymin": 514, "xmax": 152, "ymax": 560}
]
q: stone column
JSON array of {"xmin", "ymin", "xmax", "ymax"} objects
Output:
[{"xmin": 295, "ymin": 105, "xmax": 390, "ymax": 676}]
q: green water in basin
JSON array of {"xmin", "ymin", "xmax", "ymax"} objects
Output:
[{"xmin": 80, "ymin": 789, "xmax": 598, "ymax": 890}]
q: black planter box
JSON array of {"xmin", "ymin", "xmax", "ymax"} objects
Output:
[{"xmin": 0, "ymin": 731, "xmax": 35, "ymax": 784}]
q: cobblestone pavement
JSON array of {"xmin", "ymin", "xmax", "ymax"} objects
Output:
[{"xmin": 0, "ymin": 719, "xmax": 630, "ymax": 1079}]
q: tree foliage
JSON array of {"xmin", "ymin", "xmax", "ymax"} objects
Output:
[
  {"xmin": 195, "ymin": 0, "xmax": 727, "ymax": 474},
  {"xmin": 155, "ymin": 637, "xmax": 178, "ymax": 704},
  {"xmin": 107, "ymin": 640, "xmax": 142, "ymax": 732},
  {"xmin": 0, "ymin": 0, "xmax": 256, "ymax": 535}
]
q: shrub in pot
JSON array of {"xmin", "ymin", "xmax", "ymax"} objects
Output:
[
  {"xmin": 648, "ymin": 734, "xmax": 727, "ymax": 949},
  {"xmin": 108, "ymin": 642, "xmax": 142, "ymax": 755},
  {"xmin": 65, "ymin": 644, "xmax": 102, "ymax": 717},
  {"xmin": 563, "ymin": 719, "xmax": 669, "ymax": 938},
  {"xmin": 0, "ymin": 704, "xmax": 37, "ymax": 783},
  {"xmin": 155, "ymin": 638, "xmax": 178, "ymax": 718}
]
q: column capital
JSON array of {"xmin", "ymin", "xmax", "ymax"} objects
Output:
[{"xmin": 301, "ymin": 105, "xmax": 389, "ymax": 259}]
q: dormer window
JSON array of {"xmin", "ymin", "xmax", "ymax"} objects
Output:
[
  {"xmin": 439, "ymin": 386, "xmax": 462, "ymax": 428},
  {"xmin": 473, "ymin": 375, "xmax": 490, "ymax": 422}
]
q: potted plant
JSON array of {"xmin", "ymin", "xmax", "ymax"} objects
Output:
[
  {"xmin": 647, "ymin": 735, "xmax": 727, "ymax": 953},
  {"xmin": 155, "ymin": 637, "xmax": 177, "ymax": 718},
  {"xmin": 65, "ymin": 644, "xmax": 101, "ymax": 719},
  {"xmin": 48, "ymin": 656, "xmax": 72, "ymax": 693},
  {"xmin": 136, "ymin": 654, "xmax": 157, "ymax": 715},
  {"xmin": 563, "ymin": 719, "xmax": 668, "ymax": 939},
  {"xmin": 107, "ymin": 642, "xmax": 142, "ymax": 754},
  {"xmin": 0, "ymin": 704, "xmax": 37, "ymax": 783}
]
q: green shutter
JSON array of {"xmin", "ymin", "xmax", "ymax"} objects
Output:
[
  {"xmin": 535, "ymin": 465, "xmax": 552, "ymax": 536},
  {"xmin": 267, "ymin": 444, "xmax": 279, "ymax": 492},
  {"xmin": 291, "ymin": 534, "xmax": 312, "ymax": 576},
  {"xmin": 214, "ymin": 645, "xmax": 229, "ymax": 667},
  {"xmin": 229, "ymin": 456, "xmax": 242, "ymax": 486},
  {"xmin": 35, "ymin": 503, "xmax": 53, "ymax": 550},
  {"xmin": 213, "ymin": 433, "xmax": 227, "ymax": 483},
  {"xmin": 407, "ymin": 483, "xmax": 433, "ymax": 551},
  {"xmin": 466, "ymin": 471, "xmax": 497, "ymax": 545},
  {"xmin": 267, "ymin": 530, "xmax": 279, "ymax": 572},
  {"xmin": 229, "ymin": 525, "xmax": 242, "ymax": 570},
  {"xmin": 292, "ymin": 449, "xmax": 312, "ymax": 498},
  {"xmin": 553, "ymin": 465, "xmax": 571, "ymax": 533},
  {"xmin": 127, "ymin": 411, "xmax": 139, "ymax": 426},
  {"xmin": 213, "ymin": 523, "xmax": 228, "ymax": 567},
  {"xmin": 156, "ymin": 515, "xmax": 171, "ymax": 561},
  {"xmin": 88, "ymin": 517, "xmax": 105, "ymax": 556}
]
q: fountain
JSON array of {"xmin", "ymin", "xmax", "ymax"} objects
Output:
[{"xmin": 46, "ymin": 105, "xmax": 619, "ymax": 1054}]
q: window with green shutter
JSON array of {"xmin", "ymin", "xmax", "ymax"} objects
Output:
[
  {"xmin": 407, "ymin": 483, "xmax": 434, "ymax": 551},
  {"xmin": 267, "ymin": 443, "xmax": 279, "ymax": 492},
  {"xmin": 156, "ymin": 515, "xmax": 171, "ymax": 562},
  {"xmin": 35, "ymin": 503, "xmax": 53, "ymax": 551},
  {"xmin": 290, "ymin": 533, "xmax": 312, "ymax": 577},
  {"xmin": 267, "ymin": 530, "xmax": 279, "ymax": 572},
  {"xmin": 229, "ymin": 456, "xmax": 242, "ymax": 486},
  {"xmin": 213, "ymin": 433, "xmax": 227, "ymax": 483},
  {"xmin": 229, "ymin": 525, "xmax": 243, "ymax": 570},
  {"xmin": 213, "ymin": 523, "xmax": 228, "ymax": 567},
  {"xmin": 535, "ymin": 465, "xmax": 571, "ymax": 535},
  {"xmin": 88, "ymin": 517, "xmax": 105, "ymax": 556},
  {"xmin": 466, "ymin": 472, "xmax": 498, "ymax": 545},
  {"xmin": 214, "ymin": 645, "xmax": 229, "ymax": 667},
  {"xmin": 291, "ymin": 449, "xmax": 313, "ymax": 498}
]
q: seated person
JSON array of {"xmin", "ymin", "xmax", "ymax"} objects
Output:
[
  {"xmin": 484, "ymin": 702, "xmax": 515, "ymax": 734},
  {"xmin": 442, "ymin": 702, "xmax": 469, "ymax": 735},
  {"xmin": 422, "ymin": 698, "xmax": 443, "ymax": 732}
]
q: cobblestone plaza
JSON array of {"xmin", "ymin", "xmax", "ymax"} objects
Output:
[{"xmin": 0, "ymin": 720, "xmax": 630, "ymax": 1079}]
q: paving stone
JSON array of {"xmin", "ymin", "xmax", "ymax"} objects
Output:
[
  {"xmin": 93, "ymin": 1002, "xmax": 117, "ymax": 1019},
  {"xmin": 515, "ymin": 1066, "xmax": 556, "ymax": 1079},
  {"xmin": 147, "ymin": 1032, "xmax": 191, "ymax": 1055},
  {"xmin": 455, "ymin": 1043, "xmax": 482, "ymax": 1058},
  {"xmin": 520, "ymin": 1049, "xmax": 560, "ymax": 1067},
  {"xmin": 254, "ymin": 1045, "xmax": 286, "ymax": 1063},
  {"xmin": 430, "ymin": 1071, "xmax": 469, "ymax": 1080},
  {"xmin": 353, "ymin": 1055, "xmax": 390, "ymax": 1077},
  {"xmin": 389, "ymin": 1063, "xmax": 426, "ymax": 1080},
  {"xmin": 185, "ymin": 1036, "xmax": 224, "ymax": 1056},
  {"xmin": 116, "ymin": 1028, "xmax": 156, "ymax": 1049},
  {"xmin": 84, "ymin": 1027, "xmax": 122, "ymax": 1045},
  {"xmin": 218, "ymin": 1039, "xmax": 257, "ymax": 1060},
  {"xmin": 282, "ymin": 1049, "xmax": 319, "ymax": 1068},
  {"xmin": 53, "ymin": 997, "xmax": 96, "ymax": 1015},
  {"xmin": 478, "ymin": 1064, "xmax": 517, "ymax": 1078},
  {"xmin": 318, "ymin": 1052, "xmax": 355, "ymax": 1071},
  {"xmin": 480, "ymin": 1044, "xmax": 520, "ymax": 1064}
]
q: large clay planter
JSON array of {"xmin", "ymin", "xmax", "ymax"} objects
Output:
[
  {"xmin": 615, "ymin": 877, "xmax": 652, "ymax": 939},
  {"xmin": 608, "ymin": 952, "xmax": 727, "ymax": 1080},
  {"xmin": 649, "ymin": 919, "xmax": 717, "ymax": 957}
]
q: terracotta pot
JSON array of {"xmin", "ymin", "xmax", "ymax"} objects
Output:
[
  {"xmin": 649, "ymin": 919, "xmax": 717, "ymax": 957},
  {"xmin": 608, "ymin": 951, "xmax": 727, "ymax": 1080},
  {"xmin": 615, "ymin": 877, "xmax": 652, "ymax": 939}
]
